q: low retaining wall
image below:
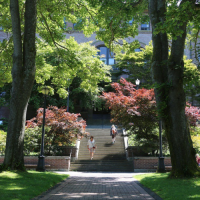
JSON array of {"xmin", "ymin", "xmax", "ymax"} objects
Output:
[
  {"xmin": 1, "ymin": 156, "xmax": 171, "ymax": 171},
  {"xmin": 0, "ymin": 156, "xmax": 71, "ymax": 171},
  {"xmin": 133, "ymin": 157, "xmax": 171, "ymax": 171}
]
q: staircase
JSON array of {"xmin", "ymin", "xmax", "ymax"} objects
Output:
[{"xmin": 70, "ymin": 128, "xmax": 134, "ymax": 172}]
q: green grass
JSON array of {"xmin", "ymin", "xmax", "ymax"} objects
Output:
[
  {"xmin": 134, "ymin": 173, "xmax": 200, "ymax": 200},
  {"xmin": 0, "ymin": 171, "xmax": 69, "ymax": 200}
]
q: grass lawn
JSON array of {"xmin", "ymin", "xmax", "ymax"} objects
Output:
[
  {"xmin": 134, "ymin": 173, "xmax": 200, "ymax": 200},
  {"xmin": 0, "ymin": 170, "xmax": 69, "ymax": 200}
]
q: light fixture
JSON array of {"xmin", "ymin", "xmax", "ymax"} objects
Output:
[
  {"xmin": 41, "ymin": 86, "xmax": 50, "ymax": 95},
  {"xmin": 135, "ymin": 79, "xmax": 140, "ymax": 86}
]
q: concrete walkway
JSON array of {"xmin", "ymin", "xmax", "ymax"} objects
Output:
[{"xmin": 34, "ymin": 172, "xmax": 159, "ymax": 200}]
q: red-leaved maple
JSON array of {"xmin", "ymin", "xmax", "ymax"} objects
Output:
[
  {"xmin": 102, "ymin": 78, "xmax": 157, "ymax": 129},
  {"xmin": 185, "ymin": 103, "xmax": 200, "ymax": 128},
  {"xmin": 102, "ymin": 78, "xmax": 200, "ymax": 153},
  {"xmin": 26, "ymin": 106, "xmax": 88, "ymax": 146},
  {"xmin": 103, "ymin": 78, "xmax": 200, "ymax": 129}
]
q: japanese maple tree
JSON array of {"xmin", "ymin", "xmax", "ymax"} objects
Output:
[
  {"xmin": 102, "ymin": 78, "xmax": 200, "ymax": 154},
  {"xmin": 102, "ymin": 78, "xmax": 159, "ymax": 152},
  {"xmin": 26, "ymin": 106, "xmax": 88, "ymax": 147},
  {"xmin": 102, "ymin": 78, "xmax": 157, "ymax": 128}
]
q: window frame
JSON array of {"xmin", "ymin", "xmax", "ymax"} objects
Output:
[{"xmin": 141, "ymin": 22, "xmax": 150, "ymax": 30}]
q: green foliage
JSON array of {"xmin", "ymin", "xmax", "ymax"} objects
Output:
[
  {"xmin": 35, "ymin": 38, "xmax": 112, "ymax": 99},
  {"xmin": 190, "ymin": 127, "xmax": 200, "ymax": 154},
  {"xmin": 0, "ymin": 0, "xmax": 112, "ymax": 98},
  {"xmin": 115, "ymin": 41, "xmax": 200, "ymax": 91},
  {"xmin": 128, "ymin": 127, "xmax": 169, "ymax": 156},
  {"xmin": 192, "ymin": 134, "xmax": 200, "ymax": 154},
  {"xmin": 0, "ymin": 40, "xmax": 13, "ymax": 87},
  {"xmin": 115, "ymin": 41, "xmax": 154, "ymax": 88},
  {"xmin": 86, "ymin": 0, "xmax": 148, "ymax": 48},
  {"xmin": 0, "ymin": 171, "xmax": 69, "ymax": 200},
  {"xmin": 0, "ymin": 130, "xmax": 6, "ymax": 155},
  {"xmin": 24, "ymin": 126, "xmax": 49, "ymax": 155},
  {"xmin": 183, "ymin": 56, "xmax": 200, "ymax": 89},
  {"xmin": 154, "ymin": 1, "xmax": 197, "ymax": 39}
]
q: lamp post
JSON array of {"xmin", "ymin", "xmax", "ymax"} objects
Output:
[
  {"xmin": 135, "ymin": 79, "xmax": 140, "ymax": 90},
  {"xmin": 36, "ymin": 86, "xmax": 50, "ymax": 172},
  {"xmin": 67, "ymin": 79, "xmax": 70, "ymax": 112},
  {"xmin": 67, "ymin": 86, "xmax": 69, "ymax": 112},
  {"xmin": 157, "ymin": 120, "xmax": 166, "ymax": 172}
]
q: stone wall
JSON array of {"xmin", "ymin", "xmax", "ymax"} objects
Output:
[{"xmin": 126, "ymin": 147, "xmax": 172, "ymax": 171}]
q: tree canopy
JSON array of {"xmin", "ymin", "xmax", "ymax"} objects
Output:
[
  {"xmin": 1, "ymin": 0, "xmax": 200, "ymax": 176},
  {"xmin": 0, "ymin": 0, "xmax": 112, "ymax": 97}
]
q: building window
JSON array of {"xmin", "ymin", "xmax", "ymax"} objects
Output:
[
  {"xmin": 128, "ymin": 18, "xmax": 134, "ymax": 25},
  {"xmin": 73, "ymin": 23, "xmax": 77, "ymax": 30},
  {"xmin": 141, "ymin": 22, "xmax": 150, "ymax": 30},
  {"xmin": 97, "ymin": 46, "xmax": 115, "ymax": 65},
  {"xmin": 135, "ymin": 48, "xmax": 141, "ymax": 52}
]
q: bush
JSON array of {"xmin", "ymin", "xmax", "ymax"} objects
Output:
[
  {"xmin": 25, "ymin": 106, "xmax": 88, "ymax": 155},
  {"xmin": 128, "ymin": 127, "xmax": 169, "ymax": 156},
  {"xmin": 24, "ymin": 126, "xmax": 75, "ymax": 156},
  {"xmin": 0, "ymin": 130, "xmax": 6, "ymax": 155},
  {"xmin": 191, "ymin": 127, "xmax": 200, "ymax": 154}
]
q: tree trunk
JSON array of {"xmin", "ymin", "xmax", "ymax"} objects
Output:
[
  {"xmin": 149, "ymin": 0, "xmax": 199, "ymax": 177},
  {"xmin": 3, "ymin": 0, "xmax": 37, "ymax": 170},
  {"xmin": 167, "ymin": 26, "xmax": 198, "ymax": 177}
]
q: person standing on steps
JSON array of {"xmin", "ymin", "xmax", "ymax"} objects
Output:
[
  {"xmin": 110, "ymin": 125, "xmax": 117, "ymax": 144},
  {"xmin": 87, "ymin": 136, "xmax": 97, "ymax": 160}
]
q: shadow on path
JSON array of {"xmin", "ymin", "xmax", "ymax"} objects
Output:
[{"xmin": 33, "ymin": 172, "xmax": 160, "ymax": 200}]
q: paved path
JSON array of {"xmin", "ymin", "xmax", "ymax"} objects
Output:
[{"xmin": 34, "ymin": 172, "xmax": 157, "ymax": 200}]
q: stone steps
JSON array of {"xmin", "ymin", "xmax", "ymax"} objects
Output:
[
  {"xmin": 78, "ymin": 154, "xmax": 126, "ymax": 160},
  {"xmin": 70, "ymin": 128, "xmax": 134, "ymax": 171},
  {"xmin": 70, "ymin": 160, "xmax": 134, "ymax": 172}
]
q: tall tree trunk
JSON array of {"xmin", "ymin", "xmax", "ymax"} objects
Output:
[
  {"xmin": 3, "ymin": 0, "xmax": 37, "ymax": 170},
  {"xmin": 149, "ymin": 0, "xmax": 199, "ymax": 177},
  {"xmin": 167, "ymin": 24, "xmax": 198, "ymax": 177}
]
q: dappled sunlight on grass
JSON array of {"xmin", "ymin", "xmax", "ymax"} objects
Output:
[
  {"xmin": 0, "ymin": 171, "xmax": 69, "ymax": 200},
  {"xmin": 134, "ymin": 173, "xmax": 200, "ymax": 200}
]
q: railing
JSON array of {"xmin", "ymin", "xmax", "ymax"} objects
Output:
[
  {"xmin": 75, "ymin": 139, "xmax": 80, "ymax": 161},
  {"xmin": 123, "ymin": 129, "xmax": 128, "ymax": 150},
  {"xmin": 122, "ymin": 129, "xmax": 134, "ymax": 161}
]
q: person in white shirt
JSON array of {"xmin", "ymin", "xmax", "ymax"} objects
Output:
[
  {"xmin": 110, "ymin": 125, "xmax": 117, "ymax": 144},
  {"xmin": 87, "ymin": 136, "xmax": 97, "ymax": 160}
]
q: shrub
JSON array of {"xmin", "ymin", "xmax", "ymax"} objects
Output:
[
  {"xmin": 0, "ymin": 130, "xmax": 6, "ymax": 155},
  {"xmin": 25, "ymin": 106, "xmax": 88, "ymax": 155}
]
